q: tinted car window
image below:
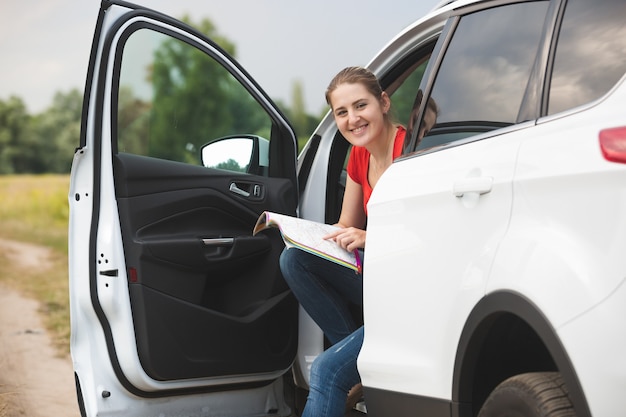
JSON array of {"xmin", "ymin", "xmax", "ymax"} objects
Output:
[
  {"xmin": 390, "ymin": 58, "xmax": 430, "ymax": 128},
  {"xmin": 548, "ymin": 0, "xmax": 626, "ymax": 115},
  {"xmin": 414, "ymin": 1, "xmax": 549, "ymax": 150},
  {"xmin": 116, "ymin": 28, "xmax": 272, "ymax": 168}
]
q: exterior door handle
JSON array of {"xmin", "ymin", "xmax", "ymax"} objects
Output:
[{"xmin": 452, "ymin": 177, "xmax": 493, "ymax": 197}]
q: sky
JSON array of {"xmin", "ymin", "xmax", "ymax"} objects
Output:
[{"xmin": 0, "ymin": 0, "xmax": 440, "ymax": 115}]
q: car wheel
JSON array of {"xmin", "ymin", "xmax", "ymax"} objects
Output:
[{"xmin": 478, "ymin": 372, "xmax": 577, "ymax": 417}]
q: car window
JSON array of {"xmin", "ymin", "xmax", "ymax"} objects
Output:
[
  {"xmin": 116, "ymin": 28, "xmax": 272, "ymax": 171},
  {"xmin": 390, "ymin": 59, "xmax": 430, "ymax": 128},
  {"xmin": 413, "ymin": 1, "xmax": 550, "ymax": 151},
  {"xmin": 548, "ymin": 0, "xmax": 626, "ymax": 115}
]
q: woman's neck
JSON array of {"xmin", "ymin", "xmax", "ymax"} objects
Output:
[
  {"xmin": 368, "ymin": 123, "xmax": 396, "ymax": 164},
  {"xmin": 367, "ymin": 123, "xmax": 397, "ymax": 188}
]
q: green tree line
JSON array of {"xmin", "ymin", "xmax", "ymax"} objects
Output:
[
  {"xmin": 0, "ymin": 84, "xmax": 320, "ymax": 175},
  {"xmin": 0, "ymin": 91, "xmax": 82, "ymax": 174},
  {"xmin": 0, "ymin": 15, "xmax": 322, "ymax": 175}
]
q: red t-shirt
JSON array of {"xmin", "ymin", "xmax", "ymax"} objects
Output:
[{"xmin": 347, "ymin": 126, "xmax": 406, "ymax": 215}]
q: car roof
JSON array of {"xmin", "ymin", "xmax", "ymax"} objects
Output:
[
  {"xmin": 365, "ymin": 0, "xmax": 494, "ymax": 75},
  {"xmin": 432, "ymin": 0, "xmax": 460, "ymax": 9}
]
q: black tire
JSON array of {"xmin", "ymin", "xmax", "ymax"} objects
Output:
[{"xmin": 478, "ymin": 372, "xmax": 577, "ymax": 417}]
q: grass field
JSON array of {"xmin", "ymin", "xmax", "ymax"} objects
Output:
[{"xmin": 0, "ymin": 174, "xmax": 70, "ymax": 354}]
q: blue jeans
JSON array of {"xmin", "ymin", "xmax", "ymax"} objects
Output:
[
  {"xmin": 279, "ymin": 247, "xmax": 363, "ymax": 344},
  {"xmin": 302, "ymin": 327, "xmax": 364, "ymax": 417}
]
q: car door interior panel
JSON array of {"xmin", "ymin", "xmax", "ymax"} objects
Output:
[{"xmin": 113, "ymin": 153, "xmax": 298, "ymax": 381}]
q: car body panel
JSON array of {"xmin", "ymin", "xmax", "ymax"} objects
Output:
[
  {"xmin": 490, "ymin": 88, "xmax": 626, "ymax": 327},
  {"xmin": 557, "ymin": 277, "xmax": 626, "ymax": 417},
  {"xmin": 360, "ymin": 125, "xmax": 525, "ymax": 398},
  {"xmin": 358, "ymin": 1, "xmax": 626, "ymax": 416}
]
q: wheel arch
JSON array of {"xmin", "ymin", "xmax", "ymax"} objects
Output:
[{"xmin": 451, "ymin": 290, "xmax": 591, "ymax": 417}]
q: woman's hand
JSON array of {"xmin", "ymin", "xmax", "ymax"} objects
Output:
[{"xmin": 324, "ymin": 227, "xmax": 366, "ymax": 252}]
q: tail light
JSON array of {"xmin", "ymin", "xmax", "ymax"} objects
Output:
[{"xmin": 599, "ymin": 126, "xmax": 626, "ymax": 164}]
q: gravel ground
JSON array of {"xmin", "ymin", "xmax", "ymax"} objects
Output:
[{"xmin": 0, "ymin": 239, "xmax": 80, "ymax": 417}]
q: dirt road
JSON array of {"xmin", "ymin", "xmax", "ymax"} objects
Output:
[{"xmin": 0, "ymin": 239, "xmax": 80, "ymax": 417}]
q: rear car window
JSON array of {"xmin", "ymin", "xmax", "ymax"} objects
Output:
[
  {"xmin": 548, "ymin": 0, "xmax": 626, "ymax": 115},
  {"xmin": 415, "ymin": 1, "xmax": 549, "ymax": 150}
]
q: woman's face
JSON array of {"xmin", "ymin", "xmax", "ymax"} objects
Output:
[{"xmin": 329, "ymin": 82, "xmax": 390, "ymax": 148}]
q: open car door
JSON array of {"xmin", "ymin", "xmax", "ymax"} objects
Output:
[{"xmin": 68, "ymin": 2, "xmax": 299, "ymax": 416}]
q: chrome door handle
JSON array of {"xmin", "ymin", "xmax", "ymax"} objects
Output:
[
  {"xmin": 202, "ymin": 237, "xmax": 234, "ymax": 247},
  {"xmin": 229, "ymin": 182, "xmax": 250, "ymax": 197}
]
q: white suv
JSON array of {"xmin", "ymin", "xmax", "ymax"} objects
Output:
[{"xmin": 69, "ymin": 0, "xmax": 626, "ymax": 416}]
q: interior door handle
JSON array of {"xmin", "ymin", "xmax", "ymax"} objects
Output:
[
  {"xmin": 230, "ymin": 182, "xmax": 264, "ymax": 199},
  {"xmin": 229, "ymin": 182, "xmax": 250, "ymax": 197},
  {"xmin": 452, "ymin": 177, "xmax": 493, "ymax": 197},
  {"xmin": 202, "ymin": 238, "xmax": 235, "ymax": 247}
]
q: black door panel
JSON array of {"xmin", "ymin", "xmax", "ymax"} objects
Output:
[
  {"xmin": 113, "ymin": 153, "xmax": 297, "ymax": 381},
  {"xmin": 114, "ymin": 153, "xmax": 297, "ymax": 212},
  {"xmin": 131, "ymin": 286, "xmax": 297, "ymax": 381}
]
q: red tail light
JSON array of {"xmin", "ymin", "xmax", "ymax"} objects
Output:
[{"xmin": 600, "ymin": 127, "xmax": 626, "ymax": 164}]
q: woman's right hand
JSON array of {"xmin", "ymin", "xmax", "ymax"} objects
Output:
[{"xmin": 324, "ymin": 227, "xmax": 366, "ymax": 252}]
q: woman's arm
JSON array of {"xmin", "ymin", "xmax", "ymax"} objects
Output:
[
  {"xmin": 325, "ymin": 176, "xmax": 367, "ymax": 251},
  {"xmin": 336, "ymin": 176, "xmax": 367, "ymax": 229}
]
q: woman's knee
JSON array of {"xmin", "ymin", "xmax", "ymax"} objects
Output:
[
  {"xmin": 279, "ymin": 248, "xmax": 299, "ymax": 283},
  {"xmin": 309, "ymin": 349, "xmax": 333, "ymax": 385},
  {"xmin": 309, "ymin": 346, "xmax": 357, "ymax": 395},
  {"xmin": 280, "ymin": 248, "xmax": 314, "ymax": 277}
]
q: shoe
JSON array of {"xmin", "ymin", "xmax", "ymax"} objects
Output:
[{"xmin": 345, "ymin": 383, "xmax": 363, "ymax": 413}]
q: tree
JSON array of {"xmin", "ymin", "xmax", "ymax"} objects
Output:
[
  {"xmin": 0, "ymin": 14, "xmax": 324, "ymax": 173},
  {"xmin": 32, "ymin": 89, "xmax": 83, "ymax": 173},
  {"xmin": 278, "ymin": 81, "xmax": 324, "ymax": 151},
  {"xmin": 117, "ymin": 86, "xmax": 152, "ymax": 155},
  {"xmin": 148, "ymin": 16, "xmax": 268, "ymax": 163},
  {"xmin": 290, "ymin": 80, "xmax": 308, "ymax": 139},
  {"xmin": 0, "ymin": 91, "xmax": 82, "ymax": 174},
  {"xmin": 215, "ymin": 158, "xmax": 245, "ymax": 172},
  {"xmin": 0, "ymin": 96, "xmax": 34, "ymax": 174}
]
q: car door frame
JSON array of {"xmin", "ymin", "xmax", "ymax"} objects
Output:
[{"xmin": 70, "ymin": 1, "xmax": 300, "ymax": 415}]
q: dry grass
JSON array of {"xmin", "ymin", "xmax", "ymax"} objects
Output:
[
  {"xmin": 0, "ymin": 174, "xmax": 69, "ymax": 251},
  {"xmin": 0, "ymin": 175, "xmax": 70, "ymax": 353}
]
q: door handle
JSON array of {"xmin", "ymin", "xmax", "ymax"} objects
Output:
[
  {"xmin": 229, "ymin": 182, "xmax": 250, "ymax": 197},
  {"xmin": 202, "ymin": 238, "xmax": 235, "ymax": 247},
  {"xmin": 452, "ymin": 177, "xmax": 493, "ymax": 197},
  {"xmin": 230, "ymin": 182, "xmax": 264, "ymax": 199}
]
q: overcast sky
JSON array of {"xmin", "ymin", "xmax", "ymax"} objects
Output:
[{"xmin": 0, "ymin": 0, "xmax": 439, "ymax": 115}]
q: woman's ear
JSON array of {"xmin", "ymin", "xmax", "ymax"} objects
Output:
[{"xmin": 381, "ymin": 92, "xmax": 391, "ymax": 113}]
